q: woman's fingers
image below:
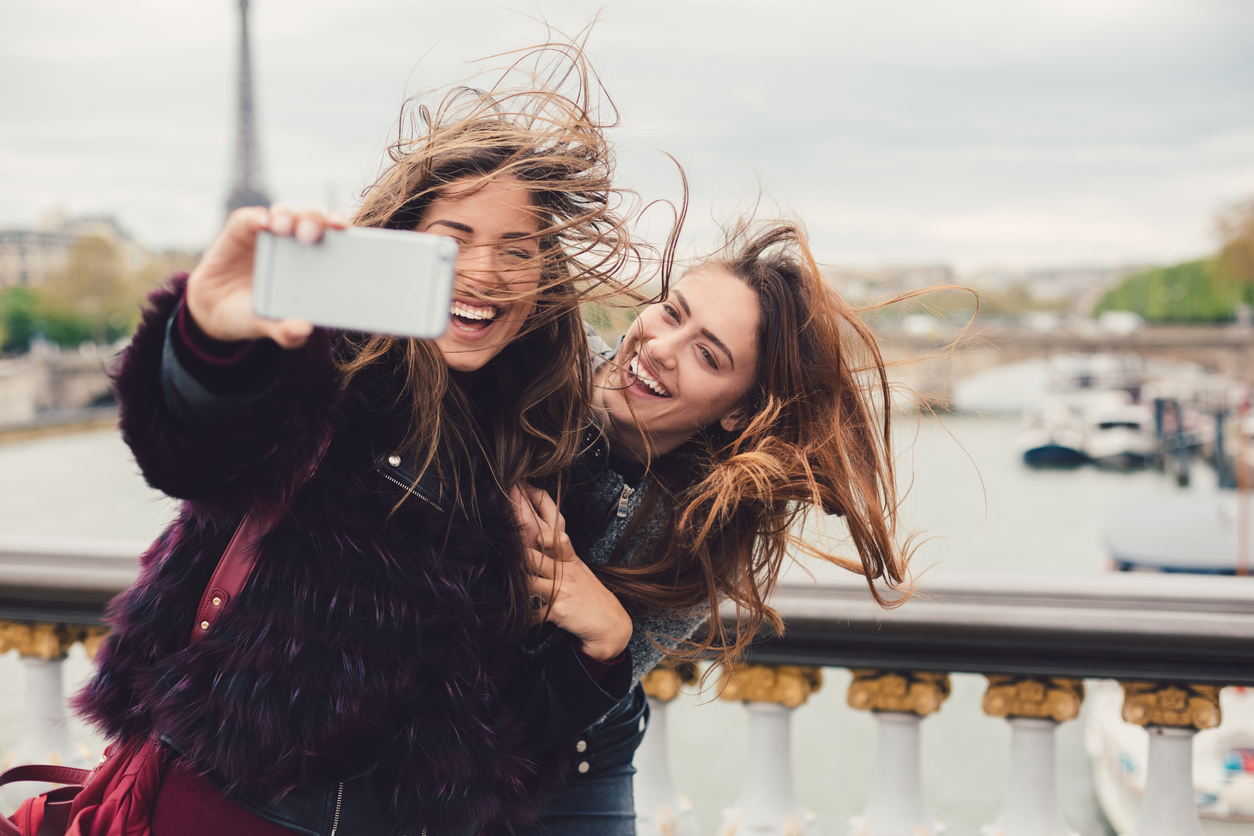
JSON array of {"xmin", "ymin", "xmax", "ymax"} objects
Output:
[
  {"xmin": 512, "ymin": 485, "xmax": 544, "ymax": 548},
  {"xmin": 522, "ymin": 484, "xmax": 567, "ymax": 545},
  {"xmin": 525, "ymin": 547, "xmax": 560, "ymax": 581},
  {"xmin": 537, "ymin": 530, "xmax": 575, "ymax": 562},
  {"xmin": 522, "ymin": 484, "xmax": 558, "ymax": 529},
  {"xmin": 514, "ymin": 482, "xmax": 567, "ymax": 549},
  {"xmin": 262, "ymin": 318, "xmax": 315, "ymax": 349},
  {"xmin": 267, "ymin": 204, "xmax": 296, "ymax": 237}
]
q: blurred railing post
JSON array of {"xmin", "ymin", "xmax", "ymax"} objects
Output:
[
  {"xmin": 717, "ymin": 663, "xmax": 823, "ymax": 836},
  {"xmin": 980, "ymin": 676, "xmax": 1084, "ymax": 836},
  {"xmin": 635, "ymin": 661, "xmax": 701, "ymax": 836},
  {"xmin": 1121, "ymin": 682, "xmax": 1221, "ymax": 836},
  {"xmin": 846, "ymin": 670, "xmax": 950, "ymax": 836},
  {"xmin": 0, "ymin": 621, "xmax": 104, "ymax": 810}
]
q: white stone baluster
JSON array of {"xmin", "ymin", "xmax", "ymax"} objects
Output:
[
  {"xmin": 716, "ymin": 663, "xmax": 823, "ymax": 836},
  {"xmin": 0, "ymin": 621, "xmax": 102, "ymax": 812},
  {"xmin": 980, "ymin": 676, "xmax": 1085, "ymax": 836},
  {"xmin": 1121, "ymin": 682, "xmax": 1222, "ymax": 836},
  {"xmin": 846, "ymin": 670, "xmax": 950, "ymax": 836},
  {"xmin": 635, "ymin": 662, "xmax": 700, "ymax": 836}
]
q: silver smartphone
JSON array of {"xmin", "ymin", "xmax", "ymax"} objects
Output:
[{"xmin": 252, "ymin": 227, "xmax": 458, "ymax": 338}]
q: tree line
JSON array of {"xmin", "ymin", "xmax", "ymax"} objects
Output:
[
  {"xmin": 1095, "ymin": 199, "xmax": 1254, "ymax": 323},
  {"xmin": 0, "ymin": 236, "xmax": 196, "ymax": 355}
]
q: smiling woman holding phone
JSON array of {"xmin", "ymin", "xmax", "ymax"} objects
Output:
[{"xmin": 70, "ymin": 48, "xmax": 662, "ymax": 836}]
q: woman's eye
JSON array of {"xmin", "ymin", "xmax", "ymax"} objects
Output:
[
  {"xmin": 700, "ymin": 347, "xmax": 718, "ymax": 370},
  {"xmin": 504, "ymin": 249, "xmax": 532, "ymax": 261},
  {"xmin": 662, "ymin": 304, "xmax": 678, "ymax": 321}
]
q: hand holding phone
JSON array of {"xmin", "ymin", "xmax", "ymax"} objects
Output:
[{"xmin": 186, "ymin": 206, "xmax": 347, "ymax": 349}]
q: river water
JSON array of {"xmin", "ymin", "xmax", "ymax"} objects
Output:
[{"xmin": 0, "ymin": 414, "xmax": 1216, "ymax": 833}]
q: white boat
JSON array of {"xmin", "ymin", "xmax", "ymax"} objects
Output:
[
  {"xmin": 1018, "ymin": 400, "xmax": 1089, "ymax": 468},
  {"xmin": 1082, "ymin": 400, "xmax": 1156, "ymax": 470},
  {"xmin": 1088, "ymin": 494, "xmax": 1254, "ymax": 832}
]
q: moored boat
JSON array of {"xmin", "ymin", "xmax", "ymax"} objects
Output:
[{"xmin": 1087, "ymin": 492, "xmax": 1254, "ymax": 832}]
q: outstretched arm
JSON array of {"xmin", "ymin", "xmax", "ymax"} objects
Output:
[{"xmin": 116, "ymin": 207, "xmax": 347, "ymax": 518}]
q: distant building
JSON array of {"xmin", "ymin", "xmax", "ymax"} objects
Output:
[
  {"xmin": 0, "ymin": 228, "xmax": 76, "ymax": 288},
  {"xmin": 0, "ymin": 213, "xmax": 151, "ymax": 290}
]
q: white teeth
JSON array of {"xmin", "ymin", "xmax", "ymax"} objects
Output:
[
  {"xmin": 450, "ymin": 301, "xmax": 498, "ymax": 321},
  {"xmin": 629, "ymin": 354, "xmax": 671, "ymax": 397}
]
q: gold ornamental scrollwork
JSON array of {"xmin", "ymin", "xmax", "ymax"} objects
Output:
[
  {"xmin": 640, "ymin": 660, "xmax": 700, "ymax": 702},
  {"xmin": 0, "ymin": 620, "xmax": 109, "ymax": 660},
  {"xmin": 847, "ymin": 669, "xmax": 951, "ymax": 716},
  {"xmin": 718, "ymin": 663, "xmax": 823, "ymax": 709},
  {"xmin": 982, "ymin": 676, "xmax": 1085, "ymax": 723},
  {"xmin": 1121, "ymin": 682, "xmax": 1222, "ymax": 730}
]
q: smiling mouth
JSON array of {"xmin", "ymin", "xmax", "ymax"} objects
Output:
[
  {"xmin": 449, "ymin": 300, "xmax": 500, "ymax": 331},
  {"xmin": 628, "ymin": 353, "xmax": 672, "ymax": 397}
]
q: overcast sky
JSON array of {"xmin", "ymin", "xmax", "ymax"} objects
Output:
[{"xmin": 3, "ymin": 0, "xmax": 1252, "ymax": 271}]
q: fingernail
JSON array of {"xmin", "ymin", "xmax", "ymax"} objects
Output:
[
  {"xmin": 296, "ymin": 218, "xmax": 320, "ymax": 245},
  {"xmin": 271, "ymin": 213, "xmax": 294, "ymax": 236}
]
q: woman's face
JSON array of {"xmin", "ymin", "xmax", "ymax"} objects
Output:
[
  {"xmin": 417, "ymin": 176, "xmax": 543, "ymax": 373},
  {"xmin": 598, "ymin": 266, "xmax": 761, "ymax": 460}
]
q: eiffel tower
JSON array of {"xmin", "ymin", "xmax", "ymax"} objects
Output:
[{"xmin": 226, "ymin": 0, "xmax": 270, "ymax": 213}]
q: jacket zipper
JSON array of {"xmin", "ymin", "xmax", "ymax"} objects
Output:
[
  {"xmin": 616, "ymin": 484, "xmax": 633, "ymax": 518},
  {"xmin": 329, "ymin": 781, "xmax": 344, "ymax": 836},
  {"xmin": 378, "ymin": 469, "xmax": 445, "ymax": 514}
]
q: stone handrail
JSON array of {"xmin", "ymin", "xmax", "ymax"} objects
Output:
[
  {"xmin": 739, "ymin": 572, "xmax": 1254, "ymax": 686},
  {"xmin": 0, "ymin": 537, "xmax": 144, "ymax": 625}
]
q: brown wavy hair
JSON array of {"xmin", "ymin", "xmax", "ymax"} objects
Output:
[
  {"xmin": 593, "ymin": 220, "xmax": 911, "ymax": 669},
  {"xmin": 337, "ymin": 45, "xmax": 672, "ymax": 624}
]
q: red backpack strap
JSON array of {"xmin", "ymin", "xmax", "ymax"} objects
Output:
[
  {"xmin": 189, "ymin": 509, "xmax": 275, "ymax": 643},
  {"xmin": 0, "ymin": 765, "xmax": 91, "ymax": 836},
  {"xmin": 189, "ymin": 436, "xmax": 330, "ymax": 644}
]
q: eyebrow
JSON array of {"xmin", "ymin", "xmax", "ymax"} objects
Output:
[
  {"xmin": 672, "ymin": 289, "xmax": 735, "ymax": 369},
  {"xmin": 426, "ymin": 221, "xmax": 537, "ymax": 243},
  {"xmin": 427, "ymin": 220, "xmax": 473, "ymax": 234}
]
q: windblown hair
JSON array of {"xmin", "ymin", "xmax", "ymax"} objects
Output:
[
  {"xmin": 338, "ymin": 45, "xmax": 668, "ymax": 625},
  {"xmin": 594, "ymin": 221, "xmax": 910, "ymax": 669}
]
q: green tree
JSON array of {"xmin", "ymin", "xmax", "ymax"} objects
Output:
[
  {"xmin": 1217, "ymin": 198, "xmax": 1254, "ymax": 286},
  {"xmin": 0, "ymin": 287, "xmax": 41, "ymax": 354},
  {"xmin": 1094, "ymin": 259, "xmax": 1254, "ymax": 323},
  {"xmin": 40, "ymin": 235, "xmax": 134, "ymax": 345}
]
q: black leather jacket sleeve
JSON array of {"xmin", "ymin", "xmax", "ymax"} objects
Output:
[{"xmin": 517, "ymin": 629, "xmax": 633, "ymax": 752}]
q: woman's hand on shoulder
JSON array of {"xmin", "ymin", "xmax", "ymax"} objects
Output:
[
  {"xmin": 526, "ymin": 543, "xmax": 633, "ymax": 662},
  {"xmin": 186, "ymin": 205, "xmax": 347, "ymax": 349},
  {"xmin": 511, "ymin": 482, "xmax": 632, "ymax": 662}
]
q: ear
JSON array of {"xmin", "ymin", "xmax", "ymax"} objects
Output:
[{"xmin": 719, "ymin": 407, "xmax": 751, "ymax": 433}]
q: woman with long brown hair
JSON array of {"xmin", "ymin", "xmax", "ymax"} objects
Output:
[
  {"xmin": 511, "ymin": 219, "xmax": 910, "ymax": 834},
  {"xmin": 72, "ymin": 49, "xmax": 661, "ymax": 836}
]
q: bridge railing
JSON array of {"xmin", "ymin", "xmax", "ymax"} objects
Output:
[
  {"xmin": 640, "ymin": 572, "xmax": 1254, "ymax": 836},
  {"xmin": 3, "ymin": 541, "xmax": 1254, "ymax": 835}
]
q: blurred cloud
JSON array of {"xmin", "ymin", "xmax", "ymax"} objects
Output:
[{"xmin": 1, "ymin": 0, "xmax": 1251, "ymax": 269}]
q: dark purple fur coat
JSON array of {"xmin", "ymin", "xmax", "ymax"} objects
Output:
[{"xmin": 75, "ymin": 279, "xmax": 564, "ymax": 834}]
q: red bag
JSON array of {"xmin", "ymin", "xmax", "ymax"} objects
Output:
[{"xmin": 1, "ymin": 739, "xmax": 165, "ymax": 836}]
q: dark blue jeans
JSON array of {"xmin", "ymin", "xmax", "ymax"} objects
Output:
[{"xmin": 503, "ymin": 685, "xmax": 649, "ymax": 836}]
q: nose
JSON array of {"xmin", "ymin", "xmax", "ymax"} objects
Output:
[
  {"xmin": 646, "ymin": 328, "xmax": 681, "ymax": 370},
  {"xmin": 456, "ymin": 244, "xmax": 495, "ymax": 280}
]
